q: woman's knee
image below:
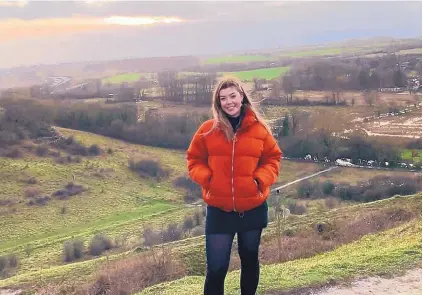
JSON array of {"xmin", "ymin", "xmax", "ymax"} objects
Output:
[{"xmin": 207, "ymin": 264, "xmax": 229, "ymax": 280}]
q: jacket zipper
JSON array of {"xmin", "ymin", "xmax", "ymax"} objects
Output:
[{"xmin": 231, "ymin": 132, "xmax": 237, "ymax": 212}]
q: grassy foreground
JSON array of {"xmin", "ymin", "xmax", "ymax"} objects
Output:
[
  {"xmin": 0, "ymin": 127, "xmax": 190, "ymax": 279},
  {"xmin": 139, "ymin": 219, "xmax": 421, "ymax": 295}
]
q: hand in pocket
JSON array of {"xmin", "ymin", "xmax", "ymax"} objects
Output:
[{"xmin": 254, "ymin": 178, "xmax": 260, "ymax": 191}]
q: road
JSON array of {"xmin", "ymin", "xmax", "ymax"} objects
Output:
[{"xmin": 271, "ymin": 166, "xmax": 338, "ymax": 193}]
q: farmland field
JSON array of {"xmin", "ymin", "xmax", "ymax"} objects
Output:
[
  {"xmin": 398, "ymin": 48, "xmax": 422, "ymax": 55},
  {"xmin": 284, "ymin": 90, "xmax": 419, "ymax": 107},
  {"xmin": 221, "ymin": 66, "xmax": 290, "ymax": 81},
  {"xmin": 279, "ymin": 47, "xmax": 345, "ymax": 58},
  {"xmin": 401, "ymin": 149, "xmax": 423, "ymax": 164},
  {"xmin": 360, "ymin": 108, "xmax": 422, "ymax": 139},
  {"xmin": 204, "ymin": 54, "xmax": 275, "ymax": 64},
  {"xmin": 102, "ymin": 72, "xmax": 153, "ymax": 84}
]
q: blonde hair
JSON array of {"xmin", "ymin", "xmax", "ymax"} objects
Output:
[{"xmin": 203, "ymin": 75, "xmax": 272, "ymax": 140}]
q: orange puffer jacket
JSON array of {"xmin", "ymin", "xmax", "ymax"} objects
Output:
[{"xmin": 186, "ymin": 107, "xmax": 283, "ymax": 212}]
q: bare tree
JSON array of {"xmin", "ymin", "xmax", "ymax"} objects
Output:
[
  {"xmin": 282, "ymin": 75, "xmax": 295, "ymax": 104},
  {"xmin": 363, "ymin": 90, "xmax": 379, "ymax": 107},
  {"xmin": 252, "ymin": 78, "xmax": 265, "ymax": 92},
  {"xmin": 290, "ymin": 110, "xmax": 309, "ymax": 136}
]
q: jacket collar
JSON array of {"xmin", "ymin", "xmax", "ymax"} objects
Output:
[{"xmin": 239, "ymin": 105, "xmax": 257, "ymax": 131}]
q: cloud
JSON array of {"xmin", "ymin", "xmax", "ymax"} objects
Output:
[
  {"xmin": 0, "ymin": 15, "xmax": 187, "ymax": 41},
  {"xmin": 0, "ymin": 0, "xmax": 27, "ymax": 7}
]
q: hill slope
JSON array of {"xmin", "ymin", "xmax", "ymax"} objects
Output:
[
  {"xmin": 0, "ymin": 127, "xmax": 192, "ymax": 278},
  {"xmin": 139, "ymin": 218, "xmax": 421, "ymax": 295}
]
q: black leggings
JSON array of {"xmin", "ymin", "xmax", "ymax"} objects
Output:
[{"xmin": 204, "ymin": 229, "xmax": 262, "ymax": 295}]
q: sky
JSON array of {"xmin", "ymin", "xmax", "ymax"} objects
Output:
[{"xmin": 0, "ymin": 0, "xmax": 421, "ymax": 69}]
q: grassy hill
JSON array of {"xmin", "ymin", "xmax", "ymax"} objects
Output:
[
  {"xmin": 0, "ymin": 124, "xmax": 420, "ymax": 293},
  {"xmin": 139, "ymin": 218, "xmax": 421, "ymax": 295},
  {"xmin": 0, "ymin": 127, "xmax": 197, "ymax": 280}
]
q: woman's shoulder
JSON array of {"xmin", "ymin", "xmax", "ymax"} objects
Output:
[
  {"xmin": 249, "ymin": 120, "xmax": 272, "ymax": 139},
  {"xmin": 198, "ymin": 119, "xmax": 217, "ymax": 133}
]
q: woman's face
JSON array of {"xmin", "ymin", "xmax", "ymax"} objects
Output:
[{"xmin": 219, "ymin": 86, "xmax": 243, "ymax": 117}]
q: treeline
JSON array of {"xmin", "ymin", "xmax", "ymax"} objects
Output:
[
  {"xmin": 266, "ymin": 53, "xmax": 421, "ymax": 103},
  {"xmin": 0, "ymin": 98, "xmax": 419, "ymax": 168},
  {"xmin": 0, "ymin": 98, "xmax": 209, "ymax": 150},
  {"xmin": 297, "ymin": 175, "xmax": 421, "ymax": 202},
  {"xmin": 274, "ymin": 111, "xmax": 421, "ymax": 168},
  {"xmin": 157, "ymin": 72, "xmax": 217, "ymax": 105},
  {"xmin": 0, "ymin": 98, "xmax": 56, "ymax": 148}
]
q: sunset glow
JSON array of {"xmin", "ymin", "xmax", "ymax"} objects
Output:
[
  {"xmin": 0, "ymin": 1, "xmax": 28, "ymax": 7},
  {"xmin": 0, "ymin": 15, "xmax": 185, "ymax": 40},
  {"xmin": 104, "ymin": 16, "xmax": 183, "ymax": 26}
]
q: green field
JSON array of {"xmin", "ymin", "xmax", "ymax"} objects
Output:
[
  {"xmin": 204, "ymin": 46, "xmax": 355, "ymax": 64},
  {"xmin": 0, "ymin": 127, "xmax": 194, "ymax": 280},
  {"xmin": 204, "ymin": 55, "xmax": 275, "ymax": 65},
  {"xmin": 279, "ymin": 47, "xmax": 345, "ymax": 58},
  {"xmin": 221, "ymin": 66, "xmax": 290, "ymax": 81},
  {"xmin": 398, "ymin": 48, "xmax": 422, "ymax": 55},
  {"xmin": 401, "ymin": 149, "xmax": 422, "ymax": 164}
]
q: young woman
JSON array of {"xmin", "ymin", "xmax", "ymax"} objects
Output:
[{"xmin": 186, "ymin": 76, "xmax": 282, "ymax": 295}]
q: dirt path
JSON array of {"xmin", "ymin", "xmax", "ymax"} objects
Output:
[
  {"xmin": 314, "ymin": 268, "xmax": 422, "ymax": 295},
  {"xmin": 271, "ymin": 166, "xmax": 338, "ymax": 192}
]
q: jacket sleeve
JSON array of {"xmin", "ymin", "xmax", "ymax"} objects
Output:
[
  {"xmin": 186, "ymin": 124, "xmax": 212, "ymax": 189},
  {"xmin": 253, "ymin": 132, "xmax": 283, "ymax": 189}
]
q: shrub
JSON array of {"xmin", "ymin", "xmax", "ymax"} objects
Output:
[
  {"xmin": 182, "ymin": 216, "xmax": 195, "ymax": 232},
  {"xmin": 165, "ymin": 223, "xmax": 183, "ymax": 242},
  {"xmin": 88, "ymin": 144, "xmax": 102, "ymax": 156},
  {"xmin": 24, "ymin": 187, "xmax": 41, "ymax": 198},
  {"xmin": 287, "ymin": 201, "xmax": 307, "ymax": 215},
  {"xmin": 193, "ymin": 210, "xmax": 203, "ymax": 226},
  {"xmin": 65, "ymin": 182, "xmax": 86, "ymax": 196},
  {"xmin": 35, "ymin": 145, "xmax": 49, "ymax": 157},
  {"xmin": 143, "ymin": 227, "xmax": 161, "ymax": 247},
  {"xmin": 191, "ymin": 226, "xmax": 205, "ymax": 237},
  {"xmin": 64, "ymin": 239, "xmax": 85, "ymax": 262},
  {"xmin": 333, "ymin": 176, "xmax": 420, "ymax": 202},
  {"xmin": 77, "ymin": 245, "xmax": 185, "ymax": 295},
  {"xmin": 283, "ymin": 228, "xmax": 296, "ymax": 237},
  {"xmin": 129, "ymin": 158, "xmax": 170, "ymax": 181},
  {"xmin": 27, "ymin": 177, "xmax": 37, "ymax": 185},
  {"xmin": 53, "ymin": 136, "xmax": 100, "ymax": 157},
  {"xmin": 322, "ymin": 181, "xmax": 335, "ymax": 195},
  {"xmin": 53, "ymin": 182, "xmax": 86, "ymax": 200},
  {"xmin": 0, "ymin": 253, "xmax": 19, "ymax": 278},
  {"xmin": 297, "ymin": 180, "xmax": 314, "ymax": 198},
  {"xmin": 325, "ymin": 197, "xmax": 340, "ymax": 209},
  {"xmin": 183, "ymin": 191, "xmax": 201, "ymax": 203},
  {"xmin": 3, "ymin": 147, "xmax": 22, "ymax": 158},
  {"xmin": 173, "ymin": 176, "xmax": 200, "ymax": 192},
  {"xmin": 55, "ymin": 155, "xmax": 81, "ymax": 164},
  {"xmin": 88, "ymin": 234, "xmax": 114, "ymax": 256},
  {"xmin": 0, "ymin": 199, "xmax": 16, "ymax": 206},
  {"xmin": 27, "ymin": 196, "xmax": 50, "ymax": 206},
  {"xmin": 53, "ymin": 189, "xmax": 69, "ymax": 200}
]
